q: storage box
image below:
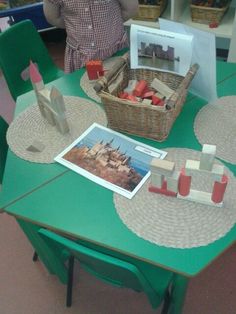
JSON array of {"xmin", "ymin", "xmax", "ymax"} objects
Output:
[
  {"xmin": 133, "ymin": 0, "xmax": 168, "ymax": 21},
  {"xmin": 94, "ymin": 54, "xmax": 199, "ymax": 142}
]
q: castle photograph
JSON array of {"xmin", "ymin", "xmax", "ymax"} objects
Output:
[{"xmin": 54, "ymin": 124, "xmax": 167, "ymax": 199}]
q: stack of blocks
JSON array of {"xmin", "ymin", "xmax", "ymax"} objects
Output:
[
  {"xmin": 118, "ymin": 77, "xmax": 174, "ymax": 108},
  {"xmin": 29, "ymin": 61, "xmax": 69, "ymax": 136},
  {"xmin": 149, "ymin": 159, "xmax": 180, "ymax": 197},
  {"xmin": 149, "ymin": 144, "xmax": 228, "ymax": 207}
]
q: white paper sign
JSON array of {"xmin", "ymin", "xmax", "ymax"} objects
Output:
[
  {"xmin": 130, "ymin": 24, "xmax": 193, "ymax": 76},
  {"xmin": 159, "ymin": 18, "xmax": 217, "ymax": 103}
]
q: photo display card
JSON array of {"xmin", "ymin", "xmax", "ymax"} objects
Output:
[
  {"xmin": 130, "ymin": 24, "xmax": 193, "ymax": 76},
  {"xmin": 55, "ymin": 123, "xmax": 167, "ymax": 199}
]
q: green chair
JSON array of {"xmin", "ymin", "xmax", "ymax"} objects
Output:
[
  {"xmin": 0, "ymin": 115, "xmax": 8, "ymax": 184},
  {"xmin": 38, "ymin": 228, "xmax": 175, "ymax": 313},
  {"xmin": 0, "ymin": 19, "xmax": 64, "ymax": 101}
]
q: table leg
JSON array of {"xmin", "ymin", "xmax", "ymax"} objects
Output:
[
  {"xmin": 16, "ymin": 218, "xmax": 68, "ymax": 284},
  {"xmin": 168, "ymin": 274, "xmax": 189, "ymax": 314}
]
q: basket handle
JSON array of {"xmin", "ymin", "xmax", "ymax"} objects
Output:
[
  {"xmin": 166, "ymin": 63, "xmax": 199, "ymax": 109},
  {"xmin": 93, "ymin": 53, "xmax": 129, "ymax": 93}
]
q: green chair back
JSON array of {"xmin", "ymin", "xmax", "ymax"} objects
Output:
[
  {"xmin": 0, "ymin": 20, "xmax": 64, "ymax": 101},
  {"xmin": 0, "ymin": 116, "xmax": 8, "ymax": 184},
  {"xmin": 38, "ymin": 228, "xmax": 173, "ymax": 311}
]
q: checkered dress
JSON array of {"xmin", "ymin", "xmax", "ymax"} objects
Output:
[{"xmin": 48, "ymin": 0, "xmax": 129, "ymax": 73}]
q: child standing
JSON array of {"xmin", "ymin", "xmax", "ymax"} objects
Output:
[{"xmin": 43, "ymin": 0, "xmax": 139, "ymax": 73}]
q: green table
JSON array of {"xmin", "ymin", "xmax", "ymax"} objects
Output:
[{"xmin": 1, "ymin": 60, "xmax": 236, "ymax": 314}]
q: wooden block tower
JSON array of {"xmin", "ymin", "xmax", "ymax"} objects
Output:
[{"xmin": 29, "ymin": 61, "xmax": 69, "ymax": 134}]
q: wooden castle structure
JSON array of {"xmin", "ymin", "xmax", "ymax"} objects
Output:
[
  {"xmin": 29, "ymin": 61, "xmax": 69, "ymax": 135},
  {"xmin": 149, "ymin": 144, "xmax": 228, "ymax": 207}
]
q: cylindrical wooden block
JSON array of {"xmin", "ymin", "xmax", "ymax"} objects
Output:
[
  {"xmin": 133, "ymin": 80, "xmax": 148, "ymax": 97},
  {"xmin": 178, "ymin": 168, "xmax": 191, "ymax": 196},
  {"xmin": 211, "ymin": 175, "xmax": 228, "ymax": 203}
]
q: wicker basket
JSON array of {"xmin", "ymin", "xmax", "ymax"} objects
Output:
[
  {"xmin": 94, "ymin": 54, "xmax": 198, "ymax": 142},
  {"xmin": 133, "ymin": 0, "xmax": 168, "ymax": 21},
  {"xmin": 190, "ymin": 2, "xmax": 230, "ymax": 25}
]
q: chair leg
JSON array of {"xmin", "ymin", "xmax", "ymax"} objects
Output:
[
  {"xmin": 32, "ymin": 251, "xmax": 38, "ymax": 262},
  {"xmin": 66, "ymin": 256, "xmax": 74, "ymax": 307},
  {"xmin": 161, "ymin": 290, "xmax": 171, "ymax": 314}
]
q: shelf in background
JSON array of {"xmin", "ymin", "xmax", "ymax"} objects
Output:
[
  {"xmin": 124, "ymin": 1, "xmax": 171, "ymax": 29},
  {"xmin": 179, "ymin": 5, "xmax": 236, "ymax": 39}
]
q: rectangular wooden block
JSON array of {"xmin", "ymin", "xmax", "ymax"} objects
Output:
[
  {"xmin": 199, "ymin": 144, "xmax": 216, "ymax": 171},
  {"xmin": 150, "ymin": 78, "xmax": 174, "ymax": 98},
  {"xmin": 166, "ymin": 170, "xmax": 180, "ymax": 193},
  {"xmin": 177, "ymin": 189, "xmax": 223, "ymax": 207},
  {"xmin": 124, "ymin": 80, "xmax": 137, "ymax": 93},
  {"xmin": 150, "ymin": 158, "xmax": 175, "ymax": 176},
  {"xmin": 151, "ymin": 173, "xmax": 164, "ymax": 188},
  {"xmin": 142, "ymin": 98, "xmax": 152, "ymax": 106}
]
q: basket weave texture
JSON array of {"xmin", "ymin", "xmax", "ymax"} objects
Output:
[
  {"xmin": 95, "ymin": 56, "xmax": 198, "ymax": 142},
  {"xmin": 190, "ymin": 3, "xmax": 230, "ymax": 24},
  {"xmin": 133, "ymin": 0, "xmax": 168, "ymax": 21}
]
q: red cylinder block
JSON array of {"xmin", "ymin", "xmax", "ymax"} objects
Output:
[
  {"xmin": 211, "ymin": 175, "xmax": 228, "ymax": 203},
  {"xmin": 133, "ymin": 80, "xmax": 148, "ymax": 97},
  {"xmin": 178, "ymin": 168, "xmax": 191, "ymax": 196}
]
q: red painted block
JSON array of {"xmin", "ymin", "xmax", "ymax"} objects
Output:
[
  {"xmin": 133, "ymin": 80, "xmax": 148, "ymax": 97},
  {"xmin": 178, "ymin": 168, "xmax": 191, "ymax": 196},
  {"xmin": 126, "ymin": 94, "xmax": 138, "ymax": 102},
  {"xmin": 211, "ymin": 174, "xmax": 228, "ymax": 203},
  {"xmin": 148, "ymin": 180, "xmax": 177, "ymax": 197},
  {"xmin": 86, "ymin": 60, "xmax": 104, "ymax": 80},
  {"xmin": 142, "ymin": 91, "xmax": 155, "ymax": 99},
  {"xmin": 152, "ymin": 95, "xmax": 162, "ymax": 106},
  {"xmin": 209, "ymin": 22, "xmax": 219, "ymax": 28},
  {"xmin": 118, "ymin": 92, "xmax": 129, "ymax": 99}
]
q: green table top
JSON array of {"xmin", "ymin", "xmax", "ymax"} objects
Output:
[{"xmin": 2, "ymin": 59, "xmax": 236, "ymax": 277}]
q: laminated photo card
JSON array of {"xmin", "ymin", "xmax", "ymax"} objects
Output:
[
  {"xmin": 55, "ymin": 123, "xmax": 167, "ymax": 199},
  {"xmin": 130, "ymin": 24, "xmax": 193, "ymax": 76}
]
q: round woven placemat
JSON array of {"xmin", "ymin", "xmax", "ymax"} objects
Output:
[
  {"xmin": 80, "ymin": 57, "xmax": 123, "ymax": 103},
  {"xmin": 194, "ymin": 96, "xmax": 236, "ymax": 164},
  {"xmin": 114, "ymin": 148, "xmax": 236, "ymax": 248},
  {"xmin": 7, "ymin": 96, "xmax": 107, "ymax": 164}
]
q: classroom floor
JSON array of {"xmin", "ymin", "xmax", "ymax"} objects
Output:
[{"xmin": 0, "ymin": 29, "xmax": 236, "ymax": 314}]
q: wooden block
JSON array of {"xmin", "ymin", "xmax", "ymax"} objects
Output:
[
  {"xmin": 149, "ymin": 180, "xmax": 177, "ymax": 197},
  {"xmin": 133, "ymin": 80, "xmax": 148, "ymax": 97},
  {"xmin": 85, "ymin": 60, "xmax": 103, "ymax": 80},
  {"xmin": 178, "ymin": 168, "xmax": 191, "ymax": 196},
  {"xmin": 185, "ymin": 160, "xmax": 199, "ymax": 176},
  {"xmin": 185, "ymin": 159, "xmax": 199, "ymax": 170},
  {"xmin": 150, "ymin": 159, "xmax": 175, "ymax": 176},
  {"xmin": 152, "ymin": 94, "xmax": 162, "ymax": 106},
  {"xmin": 142, "ymin": 98, "xmax": 152, "ymax": 106},
  {"xmin": 118, "ymin": 92, "xmax": 129, "ymax": 99},
  {"xmin": 150, "ymin": 78, "xmax": 174, "ymax": 98},
  {"xmin": 151, "ymin": 173, "xmax": 164, "ymax": 188},
  {"xmin": 211, "ymin": 164, "xmax": 224, "ymax": 181},
  {"xmin": 123, "ymin": 80, "xmax": 137, "ymax": 93},
  {"xmin": 212, "ymin": 174, "xmax": 228, "ymax": 203},
  {"xmin": 27, "ymin": 140, "xmax": 45, "ymax": 152},
  {"xmin": 166, "ymin": 170, "xmax": 180, "ymax": 193},
  {"xmin": 199, "ymin": 144, "xmax": 216, "ymax": 171},
  {"xmin": 177, "ymin": 189, "xmax": 223, "ymax": 207},
  {"xmin": 202, "ymin": 144, "xmax": 216, "ymax": 155},
  {"xmin": 142, "ymin": 91, "xmax": 155, "ymax": 99},
  {"xmin": 126, "ymin": 94, "xmax": 138, "ymax": 103}
]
